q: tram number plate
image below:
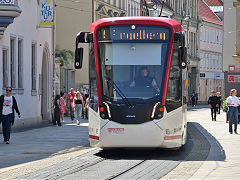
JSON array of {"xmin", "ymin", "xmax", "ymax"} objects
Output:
[{"xmin": 108, "ymin": 128, "xmax": 124, "ymax": 134}]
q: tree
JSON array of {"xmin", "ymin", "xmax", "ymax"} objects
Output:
[{"xmin": 55, "ymin": 45, "xmax": 74, "ymax": 66}]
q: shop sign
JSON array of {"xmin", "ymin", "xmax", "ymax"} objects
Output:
[
  {"xmin": 0, "ymin": 0, "xmax": 14, "ymax": 4},
  {"xmin": 200, "ymin": 73, "xmax": 205, "ymax": 78},
  {"xmin": 229, "ymin": 65, "xmax": 240, "ymax": 72},
  {"xmin": 40, "ymin": 0, "xmax": 54, "ymax": 26},
  {"xmin": 228, "ymin": 75, "xmax": 240, "ymax": 82}
]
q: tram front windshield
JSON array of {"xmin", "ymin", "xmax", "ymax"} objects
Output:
[{"xmin": 97, "ymin": 25, "xmax": 171, "ymax": 103}]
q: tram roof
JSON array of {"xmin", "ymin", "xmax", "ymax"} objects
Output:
[{"xmin": 89, "ymin": 17, "xmax": 182, "ymax": 33}]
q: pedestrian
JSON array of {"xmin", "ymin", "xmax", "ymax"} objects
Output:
[
  {"xmin": 74, "ymin": 91, "xmax": 84, "ymax": 125},
  {"xmin": 208, "ymin": 90, "xmax": 218, "ymax": 121},
  {"xmin": 81, "ymin": 92, "xmax": 86, "ymax": 119},
  {"xmin": 227, "ymin": 89, "xmax": 240, "ymax": 134},
  {"xmin": 216, "ymin": 92, "xmax": 222, "ymax": 114},
  {"xmin": 84, "ymin": 97, "xmax": 89, "ymax": 120},
  {"xmin": 67, "ymin": 88, "xmax": 76, "ymax": 123},
  {"xmin": 191, "ymin": 92, "xmax": 196, "ymax": 107},
  {"xmin": 195, "ymin": 92, "xmax": 199, "ymax": 106},
  {"xmin": 53, "ymin": 95, "xmax": 62, "ymax": 126},
  {"xmin": 60, "ymin": 92, "xmax": 66, "ymax": 123},
  {"xmin": 0, "ymin": 87, "xmax": 21, "ymax": 144},
  {"xmin": 84, "ymin": 89, "xmax": 89, "ymax": 119}
]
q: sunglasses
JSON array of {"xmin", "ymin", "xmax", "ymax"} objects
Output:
[{"xmin": 6, "ymin": 89, "xmax": 12, "ymax": 92}]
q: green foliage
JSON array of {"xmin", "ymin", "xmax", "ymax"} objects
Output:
[
  {"xmin": 65, "ymin": 107, "xmax": 70, "ymax": 117},
  {"xmin": 55, "ymin": 45, "xmax": 74, "ymax": 66},
  {"xmin": 223, "ymin": 98, "xmax": 228, "ymax": 112}
]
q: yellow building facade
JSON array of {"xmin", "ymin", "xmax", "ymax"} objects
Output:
[{"xmin": 55, "ymin": 0, "xmax": 127, "ymax": 93}]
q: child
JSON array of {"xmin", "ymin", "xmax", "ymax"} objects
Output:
[{"xmin": 53, "ymin": 95, "xmax": 62, "ymax": 126}]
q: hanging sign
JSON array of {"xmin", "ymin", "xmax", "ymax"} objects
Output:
[
  {"xmin": 40, "ymin": 0, "xmax": 54, "ymax": 26},
  {"xmin": 0, "ymin": 0, "xmax": 14, "ymax": 4}
]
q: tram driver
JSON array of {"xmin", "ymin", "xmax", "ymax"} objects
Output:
[{"xmin": 130, "ymin": 67, "xmax": 160, "ymax": 93}]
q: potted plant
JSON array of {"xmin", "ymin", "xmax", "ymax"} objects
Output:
[{"xmin": 223, "ymin": 98, "xmax": 229, "ymax": 122}]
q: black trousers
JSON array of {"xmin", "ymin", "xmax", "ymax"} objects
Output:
[
  {"xmin": 217, "ymin": 104, "xmax": 221, "ymax": 114},
  {"xmin": 211, "ymin": 107, "xmax": 217, "ymax": 120},
  {"xmin": 53, "ymin": 107, "xmax": 61, "ymax": 126},
  {"xmin": 1, "ymin": 114, "xmax": 13, "ymax": 142}
]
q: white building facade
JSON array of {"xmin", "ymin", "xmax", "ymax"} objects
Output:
[
  {"xmin": 127, "ymin": 0, "xmax": 140, "ymax": 16},
  {"xmin": 0, "ymin": 0, "xmax": 54, "ymax": 129}
]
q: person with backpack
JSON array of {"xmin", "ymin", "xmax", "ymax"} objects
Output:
[{"xmin": 0, "ymin": 87, "xmax": 21, "ymax": 144}]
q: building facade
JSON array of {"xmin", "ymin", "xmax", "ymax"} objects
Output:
[
  {"xmin": 0, "ymin": 0, "xmax": 54, "ymax": 129},
  {"xmin": 127, "ymin": 0, "xmax": 140, "ymax": 16},
  {"xmin": 223, "ymin": 0, "xmax": 240, "ymax": 98},
  {"xmin": 198, "ymin": 0, "xmax": 224, "ymax": 103},
  {"xmin": 55, "ymin": 0, "xmax": 92, "ymax": 93}
]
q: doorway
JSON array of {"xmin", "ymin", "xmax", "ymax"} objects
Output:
[{"xmin": 41, "ymin": 48, "xmax": 50, "ymax": 120}]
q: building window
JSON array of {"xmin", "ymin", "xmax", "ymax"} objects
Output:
[
  {"xmin": 206, "ymin": 54, "xmax": 209, "ymax": 69},
  {"xmin": 213, "ymin": 55, "xmax": 215, "ymax": 69},
  {"xmin": 2, "ymin": 49, "xmax": 8, "ymax": 88},
  {"xmin": 128, "ymin": 3, "xmax": 130, "ymax": 16},
  {"xmin": 10, "ymin": 38, "xmax": 16, "ymax": 88},
  {"xmin": 200, "ymin": 26, "xmax": 203, "ymax": 41},
  {"xmin": 219, "ymin": 56, "xmax": 222, "ymax": 70},
  {"xmin": 32, "ymin": 43, "xmax": 37, "ymax": 91},
  {"xmin": 206, "ymin": 29, "xmax": 209, "ymax": 42},
  {"xmin": 210, "ymin": 55, "xmax": 212, "ymax": 69},
  {"xmin": 18, "ymin": 39, "xmax": 23, "ymax": 88},
  {"xmin": 220, "ymin": 32, "xmax": 222, "ymax": 45},
  {"xmin": 119, "ymin": 0, "xmax": 121, "ymax": 9},
  {"xmin": 113, "ymin": 0, "xmax": 116, "ymax": 7},
  {"xmin": 200, "ymin": 53, "xmax": 203, "ymax": 68}
]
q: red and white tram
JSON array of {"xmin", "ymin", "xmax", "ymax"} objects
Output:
[{"xmin": 75, "ymin": 17, "xmax": 188, "ymax": 148}]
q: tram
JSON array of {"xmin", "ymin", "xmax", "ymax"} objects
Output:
[{"xmin": 75, "ymin": 17, "xmax": 188, "ymax": 148}]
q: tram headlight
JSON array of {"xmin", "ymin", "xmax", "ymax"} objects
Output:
[
  {"xmin": 151, "ymin": 103, "xmax": 164, "ymax": 119},
  {"xmin": 99, "ymin": 103, "xmax": 111, "ymax": 119}
]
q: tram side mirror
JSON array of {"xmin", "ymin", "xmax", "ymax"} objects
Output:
[
  {"xmin": 178, "ymin": 46, "xmax": 187, "ymax": 69},
  {"xmin": 75, "ymin": 31, "xmax": 92, "ymax": 69},
  {"xmin": 75, "ymin": 47, "xmax": 83, "ymax": 69}
]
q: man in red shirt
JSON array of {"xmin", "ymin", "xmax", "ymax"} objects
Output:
[{"xmin": 67, "ymin": 88, "xmax": 76, "ymax": 123}]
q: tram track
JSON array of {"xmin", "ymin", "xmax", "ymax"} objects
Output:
[
  {"xmin": 17, "ymin": 122, "xmax": 211, "ymax": 180},
  {"xmin": 106, "ymin": 160, "xmax": 146, "ymax": 180}
]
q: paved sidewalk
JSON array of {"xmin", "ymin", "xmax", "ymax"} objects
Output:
[
  {"xmin": 0, "ymin": 117, "xmax": 90, "ymax": 169},
  {"xmin": 165, "ymin": 106, "xmax": 240, "ymax": 179}
]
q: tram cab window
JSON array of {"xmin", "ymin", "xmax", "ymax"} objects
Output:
[
  {"xmin": 99, "ymin": 42, "xmax": 169, "ymax": 101},
  {"xmin": 166, "ymin": 41, "xmax": 182, "ymax": 112},
  {"xmin": 89, "ymin": 42, "xmax": 99, "ymax": 112}
]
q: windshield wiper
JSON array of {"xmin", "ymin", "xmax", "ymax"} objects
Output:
[{"xmin": 104, "ymin": 75, "xmax": 133, "ymax": 108}]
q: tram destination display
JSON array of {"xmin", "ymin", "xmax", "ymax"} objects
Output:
[{"xmin": 98, "ymin": 25, "xmax": 170, "ymax": 42}]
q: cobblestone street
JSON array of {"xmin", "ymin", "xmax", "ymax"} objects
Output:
[{"xmin": 0, "ymin": 107, "xmax": 240, "ymax": 179}]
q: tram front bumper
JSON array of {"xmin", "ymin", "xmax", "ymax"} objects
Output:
[{"xmin": 97, "ymin": 120, "xmax": 165, "ymax": 148}]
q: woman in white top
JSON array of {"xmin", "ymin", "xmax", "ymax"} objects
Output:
[{"xmin": 227, "ymin": 89, "xmax": 240, "ymax": 134}]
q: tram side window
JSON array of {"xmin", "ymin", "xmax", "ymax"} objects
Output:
[
  {"xmin": 89, "ymin": 43, "xmax": 99, "ymax": 112},
  {"xmin": 166, "ymin": 42, "xmax": 182, "ymax": 112}
]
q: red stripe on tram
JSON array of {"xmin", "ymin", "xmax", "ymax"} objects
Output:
[
  {"xmin": 164, "ymin": 135, "xmax": 182, "ymax": 140},
  {"xmin": 89, "ymin": 135, "xmax": 100, "ymax": 140}
]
